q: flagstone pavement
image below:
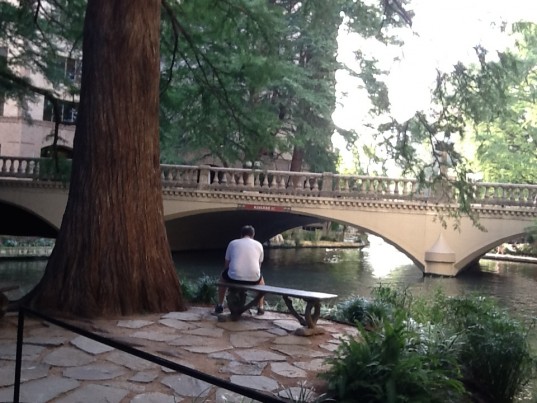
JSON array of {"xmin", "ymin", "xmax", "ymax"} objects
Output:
[{"xmin": 0, "ymin": 306, "xmax": 359, "ymax": 402}]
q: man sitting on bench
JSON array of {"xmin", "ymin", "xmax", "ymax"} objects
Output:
[{"xmin": 215, "ymin": 225, "xmax": 266, "ymax": 315}]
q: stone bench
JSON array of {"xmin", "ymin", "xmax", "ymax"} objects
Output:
[
  {"xmin": 217, "ymin": 282, "xmax": 337, "ymax": 336},
  {"xmin": 0, "ymin": 285, "xmax": 19, "ymax": 318}
]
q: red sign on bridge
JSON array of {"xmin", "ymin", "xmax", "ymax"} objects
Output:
[{"xmin": 238, "ymin": 204, "xmax": 291, "ymax": 212}]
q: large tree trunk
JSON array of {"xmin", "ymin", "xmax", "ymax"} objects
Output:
[{"xmin": 27, "ymin": 0, "xmax": 185, "ymax": 317}]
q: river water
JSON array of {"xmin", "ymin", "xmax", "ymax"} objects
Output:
[
  {"xmin": 174, "ymin": 236, "xmax": 537, "ymax": 322},
  {"xmin": 0, "ymin": 236, "xmax": 537, "ymax": 317},
  {"xmin": 3, "ymin": 236, "xmax": 535, "ymax": 322}
]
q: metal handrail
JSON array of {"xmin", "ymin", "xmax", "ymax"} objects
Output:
[{"xmin": 14, "ymin": 306, "xmax": 285, "ymax": 403}]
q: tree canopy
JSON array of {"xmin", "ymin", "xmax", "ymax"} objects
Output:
[
  {"xmin": 1, "ymin": 0, "xmax": 413, "ymax": 172},
  {"xmin": 3, "ymin": 1, "xmax": 535, "ymax": 182},
  {"xmin": 352, "ymin": 19, "xmax": 537, "ymax": 185}
]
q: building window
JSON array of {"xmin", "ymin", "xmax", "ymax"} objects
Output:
[
  {"xmin": 65, "ymin": 57, "xmax": 81, "ymax": 82},
  {"xmin": 55, "ymin": 56, "xmax": 81, "ymax": 85},
  {"xmin": 42, "ymin": 99, "xmax": 78, "ymax": 123}
]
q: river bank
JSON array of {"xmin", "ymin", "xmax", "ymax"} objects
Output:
[
  {"xmin": 0, "ymin": 246, "xmax": 53, "ymax": 259},
  {"xmin": 1, "ymin": 243, "xmax": 536, "ymax": 265},
  {"xmin": 483, "ymin": 253, "xmax": 537, "ymax": 265},
  {"xmin": 266, "ymin": 240, "xmax": 366, "ymax": 249}
]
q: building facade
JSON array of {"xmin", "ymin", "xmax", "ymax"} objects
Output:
[{"xmin": 0, "ymin": 46, "xmax": 76, "ymax": 158}]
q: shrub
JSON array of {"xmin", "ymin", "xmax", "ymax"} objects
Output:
[
  {"xmin": 322, "ymin": 286, "xmax": 536, "ymax": 403},
  {"xmin": 181, "ymin": 275, "xmax": 217, "ymax": 304},
  {"xmin": 180, "ymin": 279, "xmax": 196, "ymax": 302},
  {"xmin": 439, "ymin": 295, "xmax": 537, "ymax": 402},
  {"xmin": 331, "ymin": 297, "xmax": 370, "ymax": 324},
  {"xmin": 322, "ymin": 308, "xmax": 465, "ymax": 403}
]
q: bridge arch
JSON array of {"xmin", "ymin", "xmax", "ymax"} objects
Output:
[
  {"xmin": 0, "ymin": 200, "xmax": 58, "ymax": 238},
  {"xmin": 158, "ymin": 191, "xmax": 537, "ymax": 276},
  {"xmin": 164, "ymin": 208, "xmax": 322, "ymax": 251},
  {"xmin": 456, "ymin": 231, "xmax": 528, "ymax": 270},
  {"xmin": 163, "ymin": 206, "xmax": 426, "ymax": 269},
  {"xmin": 1, "ymin": 161, "xmax": 536, "ymax": 276}
]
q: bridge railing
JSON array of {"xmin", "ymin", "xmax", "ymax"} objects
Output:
[
  {"xmin": 1, "ymin": 156, "xmax": 536, "ymax": 207},
  {"xmin": 0, "ymin": 156, "xmax": 71, "ymax": 181},
  {"xmin": 160, "ymin": 164, "xmax": 424, "ymax": 199},
  {"xmin": 470, "ymin": 182, "xmax": 537, "ymax": 207},
  {"xmin": 0, "ymin": 156, "xmax": 41, "ymax": 179},
  {"xmin": 159, "ymin": 165, "xmax": 537, "ymax": 206}
]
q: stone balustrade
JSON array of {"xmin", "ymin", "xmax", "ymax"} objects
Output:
[
  {"xmin": 160, "ymin": 164, "xmax": 537, "ymax": 206},
  {"xmin": 1, "ymin": 156, "xmax": 536, "ymax": 207},
  {"xmin": 161, "ymin": 164, "xmax": 424, "ymax": 199},
  {"xmin": 0, "ymin": 156, "xmax": 41, "ymax": 178}
]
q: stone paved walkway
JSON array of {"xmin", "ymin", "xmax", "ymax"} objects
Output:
[{"xmin": 0, "ymin": 306, "xmax": 359, "ymax": 402}]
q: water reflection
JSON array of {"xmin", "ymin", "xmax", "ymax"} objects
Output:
[
  {"xmin": 0, "ymin": 259, "xmax": 46, "ymax": 298},
  {"xmin": 0, "ymin": 244, "xmax": 535, "ymax": 322}
]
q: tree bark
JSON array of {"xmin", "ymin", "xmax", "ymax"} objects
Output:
[
  {"xmin": 27, "ymin": 0, "xmax": 185, "ymax": 317},
  {"xmin": 289, "ymin": 146, "xmax": 304, "ymax": 172}
]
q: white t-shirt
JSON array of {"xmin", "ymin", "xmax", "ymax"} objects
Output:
[{"xmin": 225, "ymin": 237, "xmax": 264, "ymax": 281}]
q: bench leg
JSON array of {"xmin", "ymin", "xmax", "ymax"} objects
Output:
[
  {"xmin": 282, "ymin": 296, "xmax": 325, "ymax": 336},
  {"xmin": 225, "ymin": 288, "xmax": 265, "ymax": 321},
  {"xmin": 304, "ymin": 300, "xmax": 321, "ymax": 329},
  {"xmin": 283, "ymin": 296, "xmax": 307, "ymax": 326}
]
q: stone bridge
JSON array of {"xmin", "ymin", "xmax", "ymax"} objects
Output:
[{"xmin": 0, "ymin": 156, "xmax": 536, "ymax": 276}]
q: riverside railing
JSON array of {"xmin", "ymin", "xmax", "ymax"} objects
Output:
[
  {"xmin": 1, "ymin": 155, "xmax": 536, "ymax": 207},
  {"xmin": 14, "ymin": 306, "xmax": 286, "ymax": 403}
]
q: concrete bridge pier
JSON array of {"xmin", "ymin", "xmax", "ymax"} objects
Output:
[{"xmin": 424, "ymin": 233, "xmax": 457, "ymax": 276}]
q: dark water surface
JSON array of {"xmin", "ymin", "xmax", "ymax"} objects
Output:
[
  {"xmin": 174, "ymin": 236, "xmax": 537, "ymax": 321},
  {"xmin": 1, "ymin": 236, "xmax": 536, "ymax": 322}
]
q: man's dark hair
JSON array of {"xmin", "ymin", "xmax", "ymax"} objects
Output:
[{"xmin": 241, "ymin": 225, "xmax": 255, "ymax": 237}]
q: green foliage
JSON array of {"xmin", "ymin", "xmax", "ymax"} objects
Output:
[
  {"xmin": 524, "ymin": 221, "xmax": 537, "ymax": 252},
  {"xmin": 38, "ymin": 157, "xmax": 72, "ymax": 182},
  {"xmin": 328, "ymin": 285, "xmax": 412, "ymax": 327},
  {"xmin": 331, "ymin": 297, "xmax": 370, "ymax": 324},
  {"xmin": 158, "ymin": 0, "xmax": 354, "ymax": 171},
  {"xmin": 376, "ymin": 22, "xmax": 537, "ymax": 186},
  {"xmin": 180, "ymin": 275, "xmax": 217, "ymax": 304},
  {"xmin": 2, "ymin": 0, "xmax": 415, "ymax": 175},
  {"xmin": 323, "ymin": 286, "xmax": 536, "ymax": 403},
  {"xmin": 440, "ymin": 295, "xmax": 537, "ymax": 402},
  {"xmin": 323, "ymin": 307, "xmax": 465, "ymax": 403}
]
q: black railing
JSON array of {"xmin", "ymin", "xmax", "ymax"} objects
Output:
[{"xmin": 14, "ymin": 306, "xmax": 286, "ymax": 403}]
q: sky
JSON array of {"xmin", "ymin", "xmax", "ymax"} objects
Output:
[{"xmin": 332, "ymin": 0, "xmax": 537, "ymax": 171}]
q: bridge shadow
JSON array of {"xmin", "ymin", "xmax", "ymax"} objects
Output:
[
  {"xmin": 0, "ymin": 201, "xmax": 57, "ymax": 238},
  {"xmin": 165, "ymin": 210, "xmax": 322, "ymax": 252}
]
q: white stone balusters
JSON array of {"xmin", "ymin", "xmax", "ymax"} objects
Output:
[
  {"xmin": 0, "ymin": 156, "xmax": 42, "ymax": 178},
  {"xmin": 4, "ymin": 156, "xmax": 537, "ymax": 207}
]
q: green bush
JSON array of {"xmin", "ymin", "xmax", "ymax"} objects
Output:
[
  {"xmin": 439, "ymin": 295, "xmax": 537, "ymax": 402},
  {"xmin": 322, "ymin": 286, "xmax": 536, "ymax": 403},
  {"xmin": 331, "ymin": 297, "xmax": 370, "ymax": 324},
  {"xmin": 180, "ymin": 279, "xmax": 196, "ymax": 302},
  {"xmin": 181, "ymin": 275, "xmax": 217, "ymax": 304},
  {"xmin": 323, "ymin": 308, "xmax": 465, "ymax": 403}
]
